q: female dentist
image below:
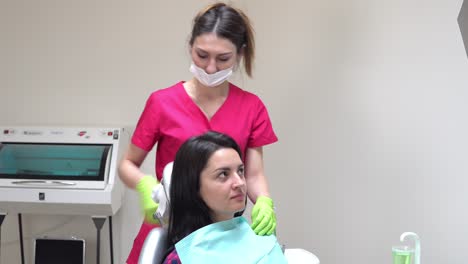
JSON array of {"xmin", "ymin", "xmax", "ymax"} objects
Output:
[{"xmin": 118, "ymin": 3, "xmax": 278, "ymax": 263}]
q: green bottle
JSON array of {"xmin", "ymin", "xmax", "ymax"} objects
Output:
[
  {"xmin": 392, "ymin": 232, "xmax": 421, "ymax": 264},
  {"xmin": 392, "ymin": 247, "xmax": 413, "ymax": 264}
]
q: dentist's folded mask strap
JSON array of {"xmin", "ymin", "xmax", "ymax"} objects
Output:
[{"xmin": 190, "ymin": 62, "xmax": 233, "ymax": 87}]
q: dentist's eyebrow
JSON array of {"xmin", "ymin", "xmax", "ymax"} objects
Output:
[
  {"xmin": 195, "ymin": 48, "xmax": 207, "ymax": 53},
  {"xmin": 195, "ymin": 47, "xmax": 233, "ymax": 56},
  {"xmin": 218, "ymin": 52, "xmax": 233, "ymax": 56}
]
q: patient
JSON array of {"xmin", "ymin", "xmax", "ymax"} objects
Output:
[{"xmin": 162, "ymin": 131, "xmax": 286, "ymax": 263}]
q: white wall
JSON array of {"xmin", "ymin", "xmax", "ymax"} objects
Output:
[{"xmin": 1, "ymin": 0, "xmax": 468, "ymax": 263}]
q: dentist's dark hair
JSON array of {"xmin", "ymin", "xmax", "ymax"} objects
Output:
[
  {"xmin": 167, "ymin": 131, "xmax": 243, "ymax": 247},
  {"xmin": 189, "ymin": 2, "xmax": 255, "ymax": 77}
]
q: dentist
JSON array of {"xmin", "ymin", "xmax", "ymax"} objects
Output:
[{"xmin": 118, "ymin": 3, "xmax": 278, "ymax": 263}]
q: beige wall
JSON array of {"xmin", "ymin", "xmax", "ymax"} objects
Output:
[{"xmin": 1, "ymin": 0, "xmax": 468, "ymax": 263}]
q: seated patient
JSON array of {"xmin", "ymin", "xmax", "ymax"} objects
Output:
[{"xmin": 162, "ymin": 131, "xmax": 286, "ymax": 264}]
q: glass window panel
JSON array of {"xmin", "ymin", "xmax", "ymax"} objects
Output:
[{"xmin": 0, "ymin": 143, "xmax": 111, "ymax": 180}]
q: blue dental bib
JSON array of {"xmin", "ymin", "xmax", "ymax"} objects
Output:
[{"xmin": 175, "ymin": 216, "xmax": 287, "ymax": 264}]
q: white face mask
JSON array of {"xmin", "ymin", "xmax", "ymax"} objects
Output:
[{"xmin": 189, "ymin": 63, "xmax": 233, "ymax": 87}]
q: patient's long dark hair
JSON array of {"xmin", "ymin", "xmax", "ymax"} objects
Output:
[{"xmin": 167, "ymin": 131, "xmax": 243, "ymax": 247}]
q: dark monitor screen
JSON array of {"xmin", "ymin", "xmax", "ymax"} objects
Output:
[{"xmin": 34, "ymin": 238, "xmax": 84, "ymax": 264}]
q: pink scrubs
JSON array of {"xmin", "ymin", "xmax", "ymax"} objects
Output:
[{"xmin": 127, "ymin": 81, "xmax": 277, "ymax": 263}]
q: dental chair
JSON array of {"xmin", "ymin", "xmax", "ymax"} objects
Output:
[
  {"xmin": 138, "ymin": 163, "xmax": 172, "ymax": 264},
  {"xmin": 138, "ymin": 227, "xmax": 168, "ymax": 264},
  {"xmin": 138, "ymin": 163, "xmax": 320, "ymax": 264}
]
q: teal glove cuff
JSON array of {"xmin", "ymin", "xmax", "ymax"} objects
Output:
[
  {"xmin": 251, "ymin": 196, "xmax": 277, "ymax": 236},
  {"xmin": 136, "ymin": 175, "xmax": 160, "ymax": 224}
]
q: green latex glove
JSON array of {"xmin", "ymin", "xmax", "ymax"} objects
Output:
[
  {"xmin": 136, "ymin": 175, "xmax": 160, "ymax": 224},
  {"xmin": 251, "ymin": 196, "xmax": 276, "ymax": 236}
]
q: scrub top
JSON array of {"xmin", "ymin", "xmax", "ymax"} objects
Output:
[{"xmin": 132, "ymin": 81, "xmax": 278, "ymax": 181}]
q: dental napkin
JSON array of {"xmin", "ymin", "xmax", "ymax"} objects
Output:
[{"xmin": 175, "ymin": 216, "xmax": 287, "ymax": 264}]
